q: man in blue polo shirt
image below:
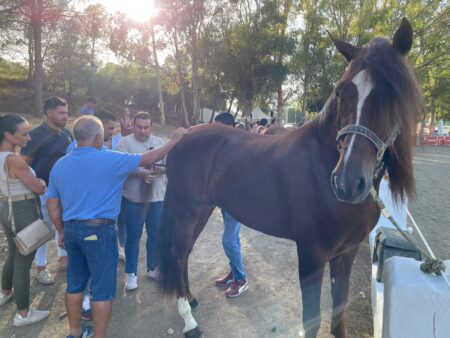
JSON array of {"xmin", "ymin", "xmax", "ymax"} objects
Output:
[
  {"xmin": 79, "ymin": 97, "xmax": 97, "ymax": 116},
  {"xmin": 46, "ymin": 115, "xmax": 186, "ymax": 338},
  {"xmin": 21, "ymin": 96, "xmax": 73, "ymax": 284}
]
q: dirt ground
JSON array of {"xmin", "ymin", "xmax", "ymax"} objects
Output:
[{"xmin": 0, "ymin": 129, "xmax": 449, "ymax": 337}]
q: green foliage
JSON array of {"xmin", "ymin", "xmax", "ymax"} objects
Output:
[
  {"xmin": 0, "ymin": 0, "xmax": 448, "ymax": 124},
  {"xmin": 0, "ymin": 58, "xmax": 27, "ymax": 82},
  {"xmin": 93, "ymin": 62, "xmax": 159, "ymax": 112}
]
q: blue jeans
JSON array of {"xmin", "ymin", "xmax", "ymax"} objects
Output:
[
  {"xmin": 64, "ymin": 221, "xmax": 118, "ymax": 301},
  {"xmin": 117, "ymin": 207, "xmax": 127, "ymax": 248},
  {"xmin": 122, "ymin": 198, "xmax": 163, "ymax": 274},
  {"xmin": 221, "ymin": 209, "xmax": 246, "ymax": 281}
]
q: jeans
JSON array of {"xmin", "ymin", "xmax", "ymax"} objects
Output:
[
  {"xmin": 1, "ymin": 199, "xmax": 39, "ymax": 310},
  {"xmin": 116, "ymin": 207, "xmax": 127, "ymax": 248},
  {"xmin": 221, "ymin": 209, "xmax": 246, "ymax": 281},
  {"xmin": 121, "ymin": 198, "xmax": 163, "ymax": 274},
  {"xmin": 34, "ymin": 241, "xmax": 48, "ymax": 267},
  {"xmin": 64, "ymin": 221, "xmax": 118, "ymax": 301}
]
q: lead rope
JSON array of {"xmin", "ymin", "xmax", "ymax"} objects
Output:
[{"xmin": 369, "ymin": 187, "xmax": 450, "ymax": 289}]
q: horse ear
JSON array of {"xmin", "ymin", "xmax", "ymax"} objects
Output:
[
  {"xmin": 392, "ymin": 18, "xmax": 413, "ymax": 55},
  {"xmin": 328, "ymin": 31, "xmax": 361, "ymax": 62}
]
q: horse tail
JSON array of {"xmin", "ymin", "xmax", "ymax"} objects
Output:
[{"xmin": 157, "ymin": 184, "xmax": 180, "ymax": 297}]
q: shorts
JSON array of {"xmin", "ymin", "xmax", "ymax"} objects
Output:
[{"xmin": 64, "ymin": 221, "xmax": 118, "ymax": 301}]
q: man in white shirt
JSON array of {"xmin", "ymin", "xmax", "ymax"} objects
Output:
[{"xmin": 116, "ymin": 112, "xmax": 166, "ymax": 290}]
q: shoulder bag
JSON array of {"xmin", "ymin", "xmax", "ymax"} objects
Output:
[{"xmin": 5, "ymin": 157, "xmax": 54, "ymax": 256}]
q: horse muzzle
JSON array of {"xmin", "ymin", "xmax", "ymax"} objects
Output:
[{"xmin": 331, "ymin": 168, "xmax": 372, "ymax": 204}]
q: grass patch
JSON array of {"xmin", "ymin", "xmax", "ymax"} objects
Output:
[{"xmin": 0, "ymin": 58, "xmax": 27, "ymax": 82}]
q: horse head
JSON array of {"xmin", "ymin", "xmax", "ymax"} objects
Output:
[{"xmin": 329, "ymin": 18, "xmax": 423, "ymax": 204}]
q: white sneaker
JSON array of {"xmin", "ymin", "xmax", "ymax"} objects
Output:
[
  {"xmin": 13, "ymin": 308, "xmax": 49, "ymax": 326},
  {"xmin": 146, "ymin": 268, "xmax": 159, "ymax": 280},
  {"xmin": 0, "ymin": 291, "xmax": 14, "ymax": 306},
  {"xmin": 126, "ymin": 273, "xmax": 138, "ymax": 291},
  {"xmin": 118, "ymin": 247, "xmax": 126, "ymax": 262},
  {"xmin": 36, "ymin": 269, "xmax": 55, "ymax": 285}
]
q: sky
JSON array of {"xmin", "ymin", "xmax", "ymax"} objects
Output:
[{"xmin": 96, "ymin": 0, "xmax": 155, "ymax": 22}]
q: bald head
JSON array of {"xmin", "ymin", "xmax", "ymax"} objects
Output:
[{"xmin": 73, "ymin": 116, "xmax": 104, "ymax": 147}]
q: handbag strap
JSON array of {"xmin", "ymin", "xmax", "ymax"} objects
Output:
[
  {"xmin": 4, "ymin": 154, "xmax": 16, "ymax": 235},
  {"xmin": 4, "ymin": 154, "xmax": 42, "ymax": 236}
]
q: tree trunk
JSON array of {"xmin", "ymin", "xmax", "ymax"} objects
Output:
[
  {"xmin": 31, "ymin": 0, "xmax": 43, "ymax": 116},
  {"xmin": 173, "ymin": 31, "xmax": 189, "ymax": 127},
  {"xmin": 275, "ymin": 0, "xmax": 292, "ymax": 124},
  {"xmin": 87, "ymin": 38, "xmax": 96, "ymax": 95},
  {"xmin": 27, "ymin": 24, "xmax": 34, "ymax": 89},
  {"xmin": 208, "ymin": 71, "xmax": 221, "ymax": 123},
  {"xmin": 150, "ymin": 24, "xmax": 166, "ymax": 126},
  {"xmin": 227, "ymin": 96, "xmax": 235, "ymax": 113},
  {"xmin": 191, "ymin": 30, "xmax": 200, "ymax": 125},
  {"xmin": 301, "ymin": 73, "xmax": 309, "ymax": 124},
  {"xmin": 277, "ymin": 85, "xmax": 283, "ymax": 123}
]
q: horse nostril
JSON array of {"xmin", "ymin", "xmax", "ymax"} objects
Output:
[{"xmin": 355, "ymin": 177, "xmax": 367, "ymax": 195}]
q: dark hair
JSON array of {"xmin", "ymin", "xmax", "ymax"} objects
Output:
[
  {"xmin": 214, "ymin": 112, "xmax": 235, "ymax": 127},
  {"xmin": 94, "ymin": 110, "xmax": 116, "ymax": 122},
  {"xmin": 43, "ymin": 96, "xmax": 67, "ymax": 114},
  {"xmin": 0, "ymin": 114, "xmax": 27, "ymax": 143},
  {"xmin": 87, "ymin": 97, "xmax": 97, "ymax": 104},
  {"xmin": 133, "ymin": 111, "xmax": 152, "ymax": 124},
  {"xmin": 257, "ymin": 118, "xmax": 268, "ymax": 126}
]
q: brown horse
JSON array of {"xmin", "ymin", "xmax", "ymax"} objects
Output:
[
  {"xmin": 158, "ymin": 18, "xmax": 424, "ymax": 338},
  {"xmin": 263, "ymin": 124, "xmax": 290, "ymax": 135}
]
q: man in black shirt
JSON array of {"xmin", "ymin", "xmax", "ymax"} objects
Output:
[{"xmin": 21, "ymin": 96, "xmax": 73, "ymax": 285}]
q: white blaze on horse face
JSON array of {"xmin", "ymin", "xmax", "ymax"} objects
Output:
[
  {"xmin": 343, "ymin": 70, "xmax": 374, "ymax": 167},
  {"xmin": 177, "ymin": 297, "xmax": 198, "ymax": 333}
]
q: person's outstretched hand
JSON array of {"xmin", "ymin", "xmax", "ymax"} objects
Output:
[{"xmin": 172, "ymin": 128, "xmax": 188, "ymax": 142}]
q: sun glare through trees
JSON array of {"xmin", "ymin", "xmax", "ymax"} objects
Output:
[{"xmin": 102, "ymin": 0, "xmax": 155, "ymax": 22}]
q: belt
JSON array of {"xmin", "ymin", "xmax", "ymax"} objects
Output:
[
  {"xmin": 68, "ymin": 218, "xmax": 115, "ymax": 225},
  {"xmin": 2, "ymin": 193, "xmax": 37, "ymax": 202}
]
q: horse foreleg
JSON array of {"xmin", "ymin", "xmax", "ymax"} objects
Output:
[
  {"xmin": 297, "ymin": 245, "xmax": 327, "ymax": 338},
  {"xmin": 329, "ymin": 246, "xmax": 359, "ymax": 338}
]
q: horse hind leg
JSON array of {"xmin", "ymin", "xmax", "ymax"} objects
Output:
[
  {"xmin": 175, "ymin": 234, "xmax": 202, "ymax": 338},
  {"xmin": 297, "ymin": 244, "xmax": 327, "ymax": 338},
  {"xmin": 177, "ymin": 206, "xmax": 214, "ymax": 338},
  {"xmin": 329, "ymin": 246, "xmax": 359, "ymax": 338},
  {"xmin": 157, "ymin": 201, "xmax": 201, "ymax": 337},
  {"xmin": 184, "ymin": 205, "xmax": 215, "ymax": 311}
]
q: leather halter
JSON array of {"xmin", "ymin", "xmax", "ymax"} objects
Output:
[{"xmin": 336, "ymin": 123, "xmax": 401, "ymax": 180}]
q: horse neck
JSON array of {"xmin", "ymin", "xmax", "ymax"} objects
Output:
[{"xmin": 314, "ymin": 100, "xmax": 339, "ymax": 149}]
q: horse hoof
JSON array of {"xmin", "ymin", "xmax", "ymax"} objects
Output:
[
  {"xmin": 184, "ymin": 327, "xmax": 202, "ymax": 338},
  {"xmin": 189, "ymin": 297, "xmax": 199, "ymax": 309}
]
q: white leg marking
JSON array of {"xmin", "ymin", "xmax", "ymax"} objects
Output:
[
  {"xmin": 343, "ymin": 70, "xmax": 374, "ymax": 168},
  {"xmin": 178, "ymin": 297, "xmax": 198, "ymax": 333}
]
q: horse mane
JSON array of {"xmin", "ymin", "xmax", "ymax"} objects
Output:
[{"xmin": 364, "ymin": 37, "xmax": 424, "ymax": 202}]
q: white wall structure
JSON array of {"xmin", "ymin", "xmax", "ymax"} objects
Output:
[
  {"xmin": 382, "ymin": 257, "xmax": 450, "ymax": 338},
  {"xmin": 369, "ymin": 177, "xmax": 410, "ymax": 338}
]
